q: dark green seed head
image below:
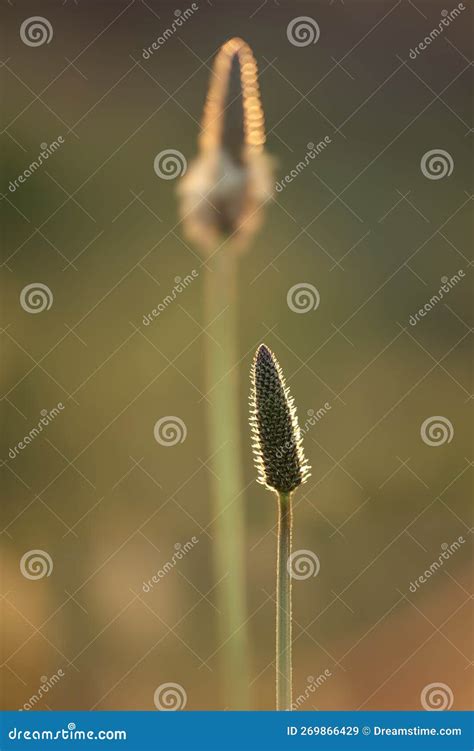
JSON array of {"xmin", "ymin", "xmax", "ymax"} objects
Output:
[{"xmin": 250, "ymin": 344, "xmax": 310, "ymax": 494}]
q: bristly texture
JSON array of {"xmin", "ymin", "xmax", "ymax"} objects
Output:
[{"xmin": 250, "ymin": 344, "xmax": 310, "ymax": 494}]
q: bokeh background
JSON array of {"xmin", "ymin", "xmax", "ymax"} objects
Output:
[{"xmin": 1, "ymin": 0, "xmax": 472, "ymax": 712}]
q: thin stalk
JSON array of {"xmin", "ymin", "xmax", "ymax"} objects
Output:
[
  {"xmin": 204, "ymin": 247, "xmax": 249, "ymax": 709},
  {"xmin": 276, "ymin": 490, "xmax": 292, "ymax": 711}
]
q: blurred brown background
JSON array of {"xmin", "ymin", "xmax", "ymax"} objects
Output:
[{"xmin": 1, "ymin": 0, "xmax": 472, "ymax": 711}]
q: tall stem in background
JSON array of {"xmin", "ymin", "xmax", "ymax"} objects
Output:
[
  {"xmin": 205, "ymin": 246, "xmax": 249, "ymax": 709},
  {"xmin": 276, "ymin": 491, "xmax": 292, "ymax": 711},
  {"xmin": 178, "ymin": 38, "xmax": 274, "ymax": 709}
]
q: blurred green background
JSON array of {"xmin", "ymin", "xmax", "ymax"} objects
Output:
[{"xmin": 1, "ymin": 0, "xmax": 472, "ymax": 711}]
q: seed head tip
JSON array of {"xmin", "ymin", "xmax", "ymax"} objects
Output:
[{"xmin": 249, "ymin": 344, "xmax": 310, "ymax": 494}]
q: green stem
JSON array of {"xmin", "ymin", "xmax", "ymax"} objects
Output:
[
  {"xmin": 276, "ymin": 491, "xmax": 292, "ymax": 711},
  {"xmin": 204, "ymin": 247, "xmax": 249, "ymax": 710}
]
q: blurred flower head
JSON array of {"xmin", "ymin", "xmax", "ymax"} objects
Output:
[{"xmin": 178, "ymin": 37, "xmax": 274, "ymax": 254}]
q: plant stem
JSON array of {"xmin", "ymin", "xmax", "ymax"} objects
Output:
[
  {"xmin": 204, "ymin": 247, "xmax": 250, "ymax": 709},
  {"xmin": 276, "ymin": 490, "xmax": 293, "ymax": 711}
]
